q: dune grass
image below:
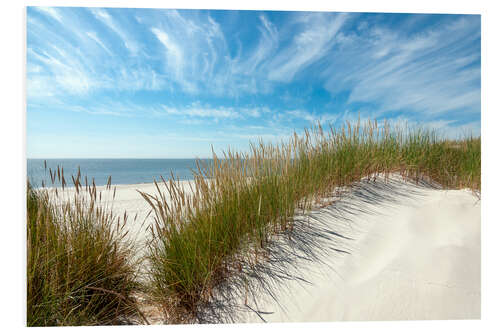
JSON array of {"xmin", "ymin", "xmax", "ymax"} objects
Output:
[
  {"xmin": 26, "ymin": 119, "xmax": 480, "ymax": 325},
  {"xmin": 27, "ymin": 170, "xmax": 143, "ymax": 326},
  {"xmin": 140, "ymin": 120, "xmax": 480, "ymax": 322}
]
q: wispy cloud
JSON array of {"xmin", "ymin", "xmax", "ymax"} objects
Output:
[
  {"xmin": 268, "ymin": 12, "xmax": 349, "ymax": 82},
  {"xmin": 322, "ymin": 15, "xmax": 480, "ymax": 118},
  {"xmin": 27, "ymin": 8, "xmax": 481, "ymax": 158},
  {"xmin": 151, "ymin": 28, "xmax": 183, "ymax": 69},
  {"xmin": 151, "ymin": 26, "xmax": 196, "ymax": 92},
  {"xmin": 285, "ymin": 109, "xmax": 341, "ymax": 125},
  {"xmin": 86, "ymin": 31, "xmax": 113, "ymax": 55},
  {"xmin": 27, "ymin": 47, "xmax": 94, "ymax": 95},
  {"xmin": 34, "ymin": 6, "xmax": 63, "ymax": 23},
  {"xmin": 90, "ymin": 8, "xmax": 139, "ymax": 55},
  {"xmin": 162, "ymin": 104, "xmax": 239, "ymax": 119},
  {"xmin": 27, "ymin": 8, "xmax": 168, "ymax": 97},
  {"xmin": 239, "ymin": 15, "xmax": 279, "ymax": 74},
  {"xmin": 146, "ymin": 10, "xmax": 233, "ymax": 94},
  {"xmin": 31, "ymin": 97, "xmax": 271, "ymax": 122},
  {"xmin": 159, "ymin": 103, "xmax": 271, "ymax": 121}
]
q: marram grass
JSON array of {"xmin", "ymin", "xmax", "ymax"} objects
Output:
[
  {"xmin": 27, "ymin": 119, "xmax": 480, "ymax": 325},
  {"xmin": 27, "ymin": 171, "xmax": 144, "ymax": 326},
  {"xmin": 141, "ymin": 120, "xmax": 480, "ymax": 322}
]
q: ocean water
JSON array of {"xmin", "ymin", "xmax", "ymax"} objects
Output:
[{"xmin": 27, "ymin": 159, "xmax": 213, "ymax": 188}]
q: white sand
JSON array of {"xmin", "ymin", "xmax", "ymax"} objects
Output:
[
  {"xmin": 45, "ymin": 180, "xmax": 193, "ymax": 257},
  {"xmin": 46, "ymin": 175, "xmax": 480, "ymax": 322},
  {"xmin": 240, "ymin": 175, "xmax": 481, "ymax": 322}
]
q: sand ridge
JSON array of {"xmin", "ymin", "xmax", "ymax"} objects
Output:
[{"xmin": 238, "ymin": 175, "xmax": 480, "ymax": 322}]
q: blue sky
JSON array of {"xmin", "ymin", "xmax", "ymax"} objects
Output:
[{"xmin": 26, "ymin": 7, "xmax": 481, "ymax": 158}]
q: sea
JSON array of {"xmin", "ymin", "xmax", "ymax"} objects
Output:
[{"xmin": 27, "ymin": 159, "xmax": 213, "ymax": 188}]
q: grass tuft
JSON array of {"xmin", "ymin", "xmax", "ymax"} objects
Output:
[
  {"xmin": 141, "ymin": 120, "xmax": 480, "ymax": 322},
  {"xmin": 27, "ymin": 169, "xmax": 143, "ymax": 326}
]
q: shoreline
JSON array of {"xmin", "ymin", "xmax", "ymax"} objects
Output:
[{"xmin": 31, "ymin": 178, "xmax": 197, "ymax": 190}]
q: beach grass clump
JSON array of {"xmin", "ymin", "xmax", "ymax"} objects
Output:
[
  {"xmin": 141, "ymin": 120, "xmax": 480, "ymax": 322},
  {"xmin": 408, "ymin": 135, "xmax": 480, "ymax": 190},
  {"xmin": 27, "ymin": 169, "xmax": 142, "ymax": 326}
]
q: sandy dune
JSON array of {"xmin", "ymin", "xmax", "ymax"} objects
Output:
[
  {"xmin": 239, "ymin": 175, "xmax": 481, "ymax": 322},
  {"xmin": 45, "ymin": 174, "xmax": 481, "ymax": 322}
]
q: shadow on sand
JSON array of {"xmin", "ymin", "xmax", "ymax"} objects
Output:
[{"xmin": 190, "ymin": 174, "xmax": 442, "ymax": 323}]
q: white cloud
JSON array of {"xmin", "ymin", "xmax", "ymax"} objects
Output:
[
  {"xmin": 27, "ymin": 8, "xmax": 480, "ymax": 135},
  {"xmin": 240, "ymin": 15, "xmax": 279, "ymax": 74},
  {"xmin": 160, "ymin": 104, "xmax": 270, "ymax": 120},
  {"xmin": 90, "ymin": 8, "xmax": 139, "ymax": 55},
  {"xmin": 151, "ymin": 28, "xmax": 184, "ymax": 76},
  {"xmin": 323, "ymin": 15, "xmax": 480, "ymax": 118},
  {"xmin": 244, "ymin": 106, "xmax": 268, "ymax": 118},
  {"xmin": 34, "ymin": 7, "xmax": 63, "ymax": 23},
  {"xmin": 27, "ymin": 11, "xmax": 166, "ymax": 99},
  {"xmin": 286, "ymin": 109, "xmax": 341, "ymax": 125},
  {"xmin": 86, "ymin": 31, "xmax": 113, "ymax": 55},
  {"xmin": 267, "ymin": 13, "xmax": 349, "ymax": 82},
  {"xmin": 149, "ymin": 11, "xmax": 217, "ymax": 93},
  {"xmin": 30, "ymin": 10, "xmax": 348, "ymax": 98},
  {"xmin": 382, "ymin": 117, "xmax": 480, "ymax": 139},
  {"xmin": 28, "ymin": 48, "xmax": 94, "ymax": 95},
  {"xmin": 162, "ymin": 104, "xmax": 239, "ymax": 119},
  {"xmin": 27, "ymin": 77, "xmax": 55, "ymax": 98},
  {"xmin": 147, "ymin": 10, "xmax": 233, "ymax": 95},
  {"xmin": 328, "ymin": 110, "xmax": 481, "ymax": 140},
  {"xmin": 27, "ymin": 64, "xmax": 43, "ymax": 74}
]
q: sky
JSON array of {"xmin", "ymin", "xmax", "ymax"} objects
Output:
[{"xmin": 26, "ymin": 7, "xmax": 481, "ymax": 158}]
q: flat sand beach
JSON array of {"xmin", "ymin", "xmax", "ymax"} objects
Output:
[
  {"xmin": 46, "ymin": 180, "xmax": 194, "ymax": 258},
  {"xmin": 47, "ymin": 174, "xmax": 480, "ymax": 323}
]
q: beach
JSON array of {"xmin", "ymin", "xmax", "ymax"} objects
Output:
[
  {"xmin": 240, "ymin": 175, "xmax": 481, "ymax": 322},
  {"xmin": 46, "ymin": 180, "xmax": 195, "ymax": 259},
  {"xmin": 50, "ymin": 174, "xmax": 480, "ymax": 323}
]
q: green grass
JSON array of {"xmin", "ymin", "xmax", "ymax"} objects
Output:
[
  {"xmin": 27, "ymin": 171, "xmax": 143, "ymax": 326},
  {"xmin": 27, "ymin": 119, "xmax": 480, "ymax": 325},
  {"xmin": 140, "ymin": 120, "xmax": 480, "ymax": 322}
]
